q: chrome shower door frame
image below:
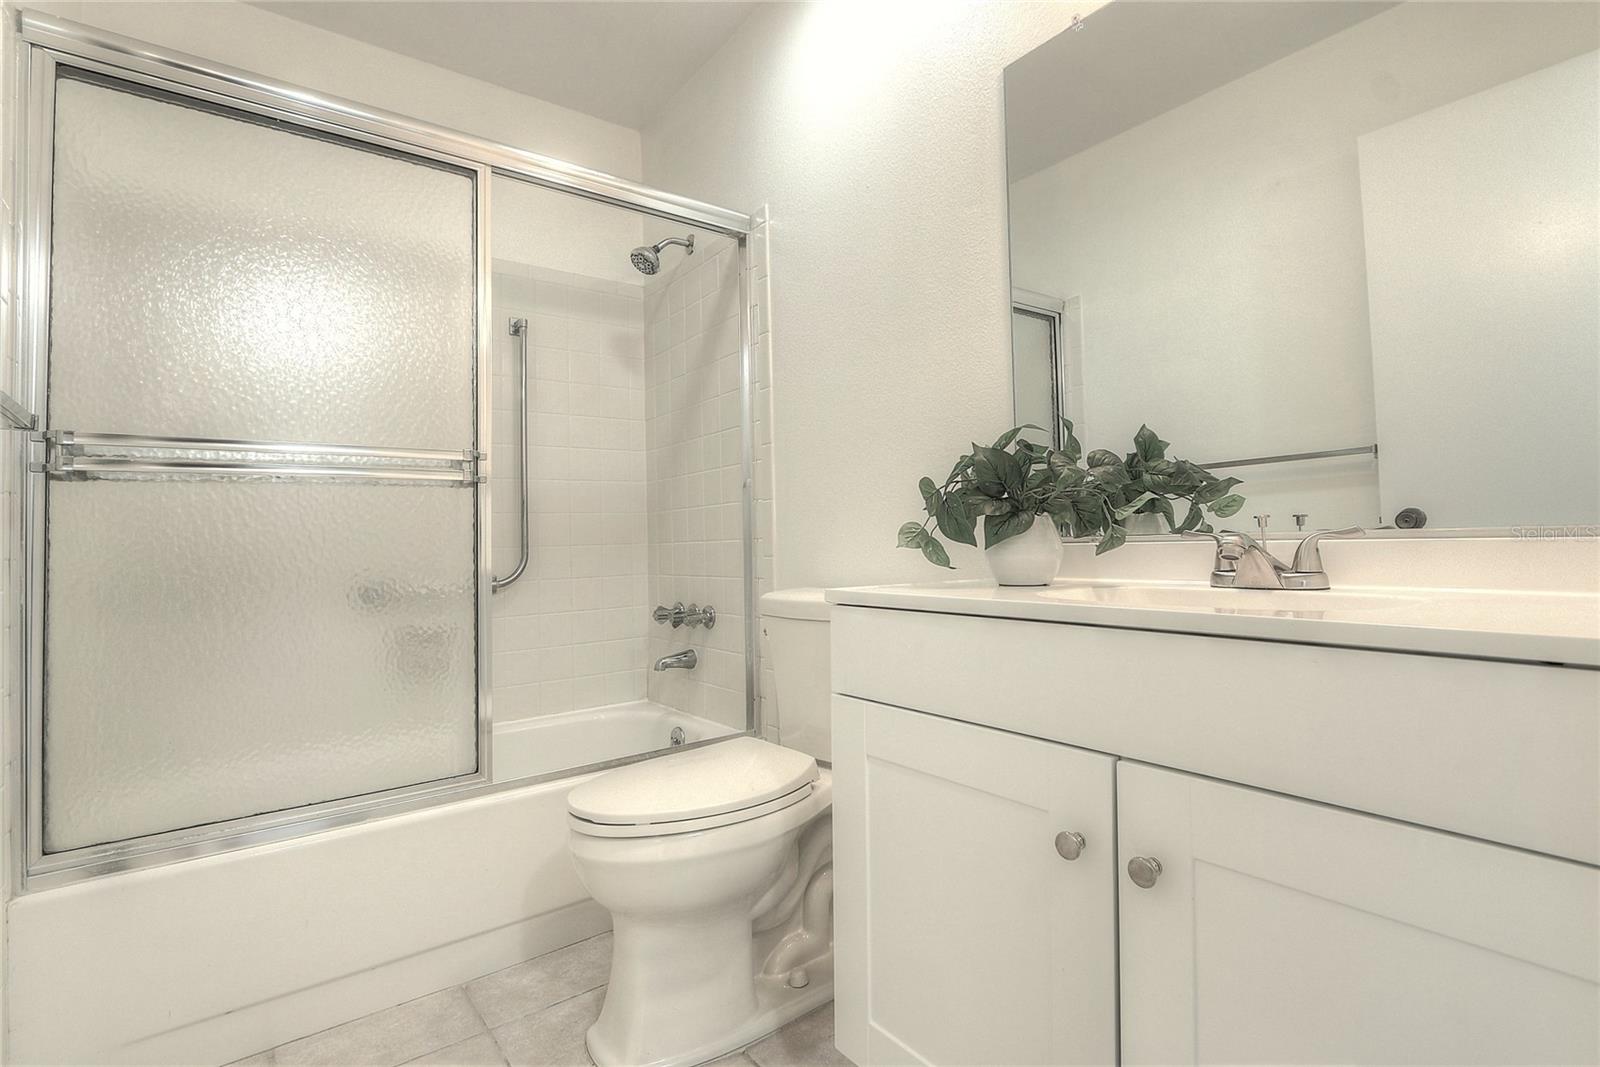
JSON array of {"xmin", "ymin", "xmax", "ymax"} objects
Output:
[
  {"xmin": 10, "ymin": 12, "xmax": 760, "ymax": 890},
  {"xmin": 13, "ymin": 32, "xmax": 498, "ymax": 890}
]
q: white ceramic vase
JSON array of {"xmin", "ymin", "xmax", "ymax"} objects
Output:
[
  {"xmin": 985, "ymin": 517, "xmax": 1062, "ymax": 586},
  {"xmin": 1124, "ymin": 512, "xmax": 1168, "ymax": 535}
]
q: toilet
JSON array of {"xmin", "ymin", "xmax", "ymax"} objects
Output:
[{"xmin": 568, "ymin": 588, "xmax": 833, "ymax": 1067}]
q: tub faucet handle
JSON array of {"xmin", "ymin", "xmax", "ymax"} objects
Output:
[{"xmin": 653, "ymin": 602, "xmax": 690, "ymax": 627}]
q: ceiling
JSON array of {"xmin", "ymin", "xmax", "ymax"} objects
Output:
[
  {"xmin": 252, "ymin": 1, "xmax": 758, "ymax": 129},
  {"xmin": 1005, "ymin": 2, "xmax": 1397, "ymax": 181}
]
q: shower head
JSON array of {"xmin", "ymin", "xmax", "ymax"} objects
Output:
[{"xmin": 629, "ymin": 234, "xmax": 695, "ymax": 275}]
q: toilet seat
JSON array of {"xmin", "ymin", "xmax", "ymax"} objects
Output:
[{"xmin": 568, "ymin": 736, "xmax": 819, "ymax": 839}]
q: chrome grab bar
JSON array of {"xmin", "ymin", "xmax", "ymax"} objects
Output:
[
  {"xmin": 1199, "ymin": 444, "xmax": 1377, "ymax": 471},
  {"xmin": 492, "ymin": 317, "xmax": 530, "ymax": 593}
]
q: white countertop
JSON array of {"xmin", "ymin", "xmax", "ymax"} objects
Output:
[{"xmin": 826, "ymin": 579, "xmax": 1600, "ymax": 667}]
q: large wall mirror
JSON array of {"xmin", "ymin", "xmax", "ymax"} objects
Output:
[{"xmin": 1004, "ymin": 2, "xmax": 1598, "ymax": 536}]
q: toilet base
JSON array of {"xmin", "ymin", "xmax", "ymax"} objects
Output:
[{"xmin": 586, "ymin": 953, "xmax": 834, "ymax": 1067}]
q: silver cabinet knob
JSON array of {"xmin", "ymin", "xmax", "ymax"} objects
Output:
[
  {"xmin": 1127, "ymin": 856, "xmax": 1163, "ymax": 889},
  {"xmin": 1054, "ymin": 831, "xmax": 1086, "ymax": 861}
]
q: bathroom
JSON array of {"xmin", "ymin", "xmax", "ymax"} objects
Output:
[{"xmin": 0, "ymin": 1, "xmax": 1594, "ymax": 1065}]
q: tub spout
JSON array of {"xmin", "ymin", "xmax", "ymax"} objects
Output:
[{"xmin": 653, "ymin": 649, "xmax": 697, "ymax": 672}]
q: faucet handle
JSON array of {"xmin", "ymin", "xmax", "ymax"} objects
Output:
[
  {"xmin": 1290, "ymin": 526, "xmax": 1364, "ymax": 573},
  {"xmin": 1222, "ymin": 529, "xmax": 1295, "ymax": 574},
  {"xmin": 1181, "ymin": 529, "xmax": 1245, "ymax": 566}
]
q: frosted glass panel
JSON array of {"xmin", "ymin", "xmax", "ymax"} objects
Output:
[
  {"xmin": 43, "ymin": 478, "xmax": 478, "ymax": 852},
  {"xmin": 47, "ymin": 72, "xmax": 476, "ymax": 449}
]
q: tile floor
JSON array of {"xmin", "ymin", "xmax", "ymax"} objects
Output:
[{"xmin": 231, "ymin": 933, "xmax": 849, "ymax": 1067}]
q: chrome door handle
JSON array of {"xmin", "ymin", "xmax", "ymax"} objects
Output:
[
  {"xmin": 1054, "ymin": 830, "xmax": 1086, "ymax": 861},
  {"xmin": 1127, "ymin": 855, "xmax": 1163, "ymax": 889}
]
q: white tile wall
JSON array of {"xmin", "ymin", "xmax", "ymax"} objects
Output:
[
  {"xmin": 489, "ymin": 260, "xmax": 649, "ymax": 721},
  {"xmin": 642, "ymin": 227, "xmax": 772, "ymax": 734}
]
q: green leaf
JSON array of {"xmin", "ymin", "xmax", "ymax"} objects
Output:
[
  {"xmin": 898, "ymin": 522, "xmax": 954, "ymax": 569},
  {"xmin": 1133, "ymin": 425, "xmax": 1169, "ymax": 464},
  {"xmin": 934, "ymin": 491, "xmax": 978, "ymax": 547},
  {"xmin": 1095, "ymin": 524, "xmax": 1128, "ymax": 555},
  {"xmin": 1194, "ymin": 476, "xmax": 1243, "ymax": 505},
  {"xmin": 1113, "ymin": 490, "xmax": 1158, "ymax": 519},
  {"xmin": 1086, "ymin": 448, "xmax": 1121, "ymax": 470},
  {"xmin": 1051, "ymin": 465, "xmax": 1086, "ymax": 493},
  {"xmin": 1173, "ymin": 500, "xmax": 1205, "ymax": 534},
  {"xmin": 1011, "ymin": 438, "xmax": 1047, "ymax": 470},
  {"xmin": 1210, "ymin": 493, "xmax": 1246, "ymax": 518},
  {"xmin": 1059, "ymin": 418, "xmax": 1083, "ymax": 464},
  {"xmin": 991, "ymin": 424, "xmax": 1045, "ymax": 452},
  {"xmin": 1089, "ymin": 463, "xmax": 1130, "ymax": 490},
  {"xmin": 971, "ymin": 444, "xmax": 1025, "ymax": 500},
  {"xmin": 956, "ymin": 488, "xmax": 1007, "ymax": 516},
  {"xmin": 1073, "ymin": 496, "xmax": 1108, "ymax": 535},
  {"xmin": 983, "ymin": 509, "xmax": 1035, "ymax": 548},
  {"xmin": 919, "ymin": 477, "xmax": 939, "ymax": 517}
]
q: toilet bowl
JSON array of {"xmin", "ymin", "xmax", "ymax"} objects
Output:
[
  {"xmin": 569, "ymin": 738, "xmax": 834, "ymax": 1067},
  {"xmin": 567, "ymin": 589, "xmax": 834, "ymax": 1067}
]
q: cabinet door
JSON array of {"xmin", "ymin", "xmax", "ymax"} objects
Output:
[
  {"xmin": 1118, "ymin": 761, "xmax": 1600, "ymax": 1065},
  {"xmin": 833, "ymin": 696, "xmax": 1116, "ymax": 1066}
]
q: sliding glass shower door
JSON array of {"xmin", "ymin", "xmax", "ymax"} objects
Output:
[{"xmin": 30, "ymin": 68, "xmax": 487, "ymax": 866}]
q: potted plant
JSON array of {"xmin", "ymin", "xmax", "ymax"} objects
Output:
[{"xmin": 899, "ymin": 421, "xmax": 1245, "ymax": 585}]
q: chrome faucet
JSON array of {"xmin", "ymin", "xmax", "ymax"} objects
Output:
[
  {"xmin": 1184, "ymin": 527, "xmax": 1363, "ymax": 590},
  {"xmin": 653, "ymin": 649, "xmax": 697, "ymax": 672}
]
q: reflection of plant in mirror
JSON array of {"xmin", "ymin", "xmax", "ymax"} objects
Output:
[{"xmin": 899, "ymin": 421, "xmax": 1245, "ymax": 567}]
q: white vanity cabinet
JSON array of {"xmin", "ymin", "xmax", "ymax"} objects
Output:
[
  {"xmin": 832, "ymin": 696, "xmax": 1117, "ymax": 1066},
  {"xmin": 1117, "ymin": 761, "xmax": 1598, "ymax": 1065},
  {"xmin": 830, "ymin": 599, "xmax": 1600, "ymax": 1067}
]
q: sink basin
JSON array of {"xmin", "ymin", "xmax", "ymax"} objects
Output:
[{"xmin": 1039, "ymin": 583, "xmax": 1421, "ymax": 617}]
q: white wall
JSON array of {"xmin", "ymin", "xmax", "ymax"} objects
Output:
[
  {"xmin": 23, "ymin": 1, "xmax": 642, "ymax": 179},
  {"xmin": 1007, "ymin": 3, "xmax": 1597, "ymax": 531},
  {"xmin": 492, "ymin": 176, "xmax": 645, "ymax": 288},
  {"xmin": 641, "ymin": 1, "xmax": 1098, "ymax": 588},
  {"xmin": 1360, "ymin": 50, "xmax": 1599, "ymax": 529}
]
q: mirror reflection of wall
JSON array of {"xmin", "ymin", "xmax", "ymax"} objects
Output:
[{"xmin": 1005, "ymin": 2, "xmax": 1600, "ymax": 534}]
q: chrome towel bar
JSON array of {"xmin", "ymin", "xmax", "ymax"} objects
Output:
[
  {"xmin": 1200, "ymin": 444, "xmax": 1377, "ymax": 471},
  {"xmin": 40, "ymin": 430, "xmax": 481, "ymax": 485}
]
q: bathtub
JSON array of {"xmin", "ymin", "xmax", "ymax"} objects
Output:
[
  {"xmin": 492, "ymin": 700, "xmax": 736, "ymax": 782},
  {"xmin": 11, "ymin": 700, "xmax": 742, "ymax": 1065}
]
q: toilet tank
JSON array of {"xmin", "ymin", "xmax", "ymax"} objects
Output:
[{"xmin": 759, "ymin": 588, "xmax": 831, "ymax": 762}]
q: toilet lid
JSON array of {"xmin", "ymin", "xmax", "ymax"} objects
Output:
[{"xmin": 567, "ymin": 737, "xmax": 819, "ymax": 831}]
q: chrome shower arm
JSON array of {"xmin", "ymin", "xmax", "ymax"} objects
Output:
[{"xmin": 492, "ymin": 317, "xmax": 530, "ymax": 593}]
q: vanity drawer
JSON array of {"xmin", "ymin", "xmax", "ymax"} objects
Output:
[{"xmin": 832, "ymin": 606, "xmax": 1600, "ymax": 864}]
